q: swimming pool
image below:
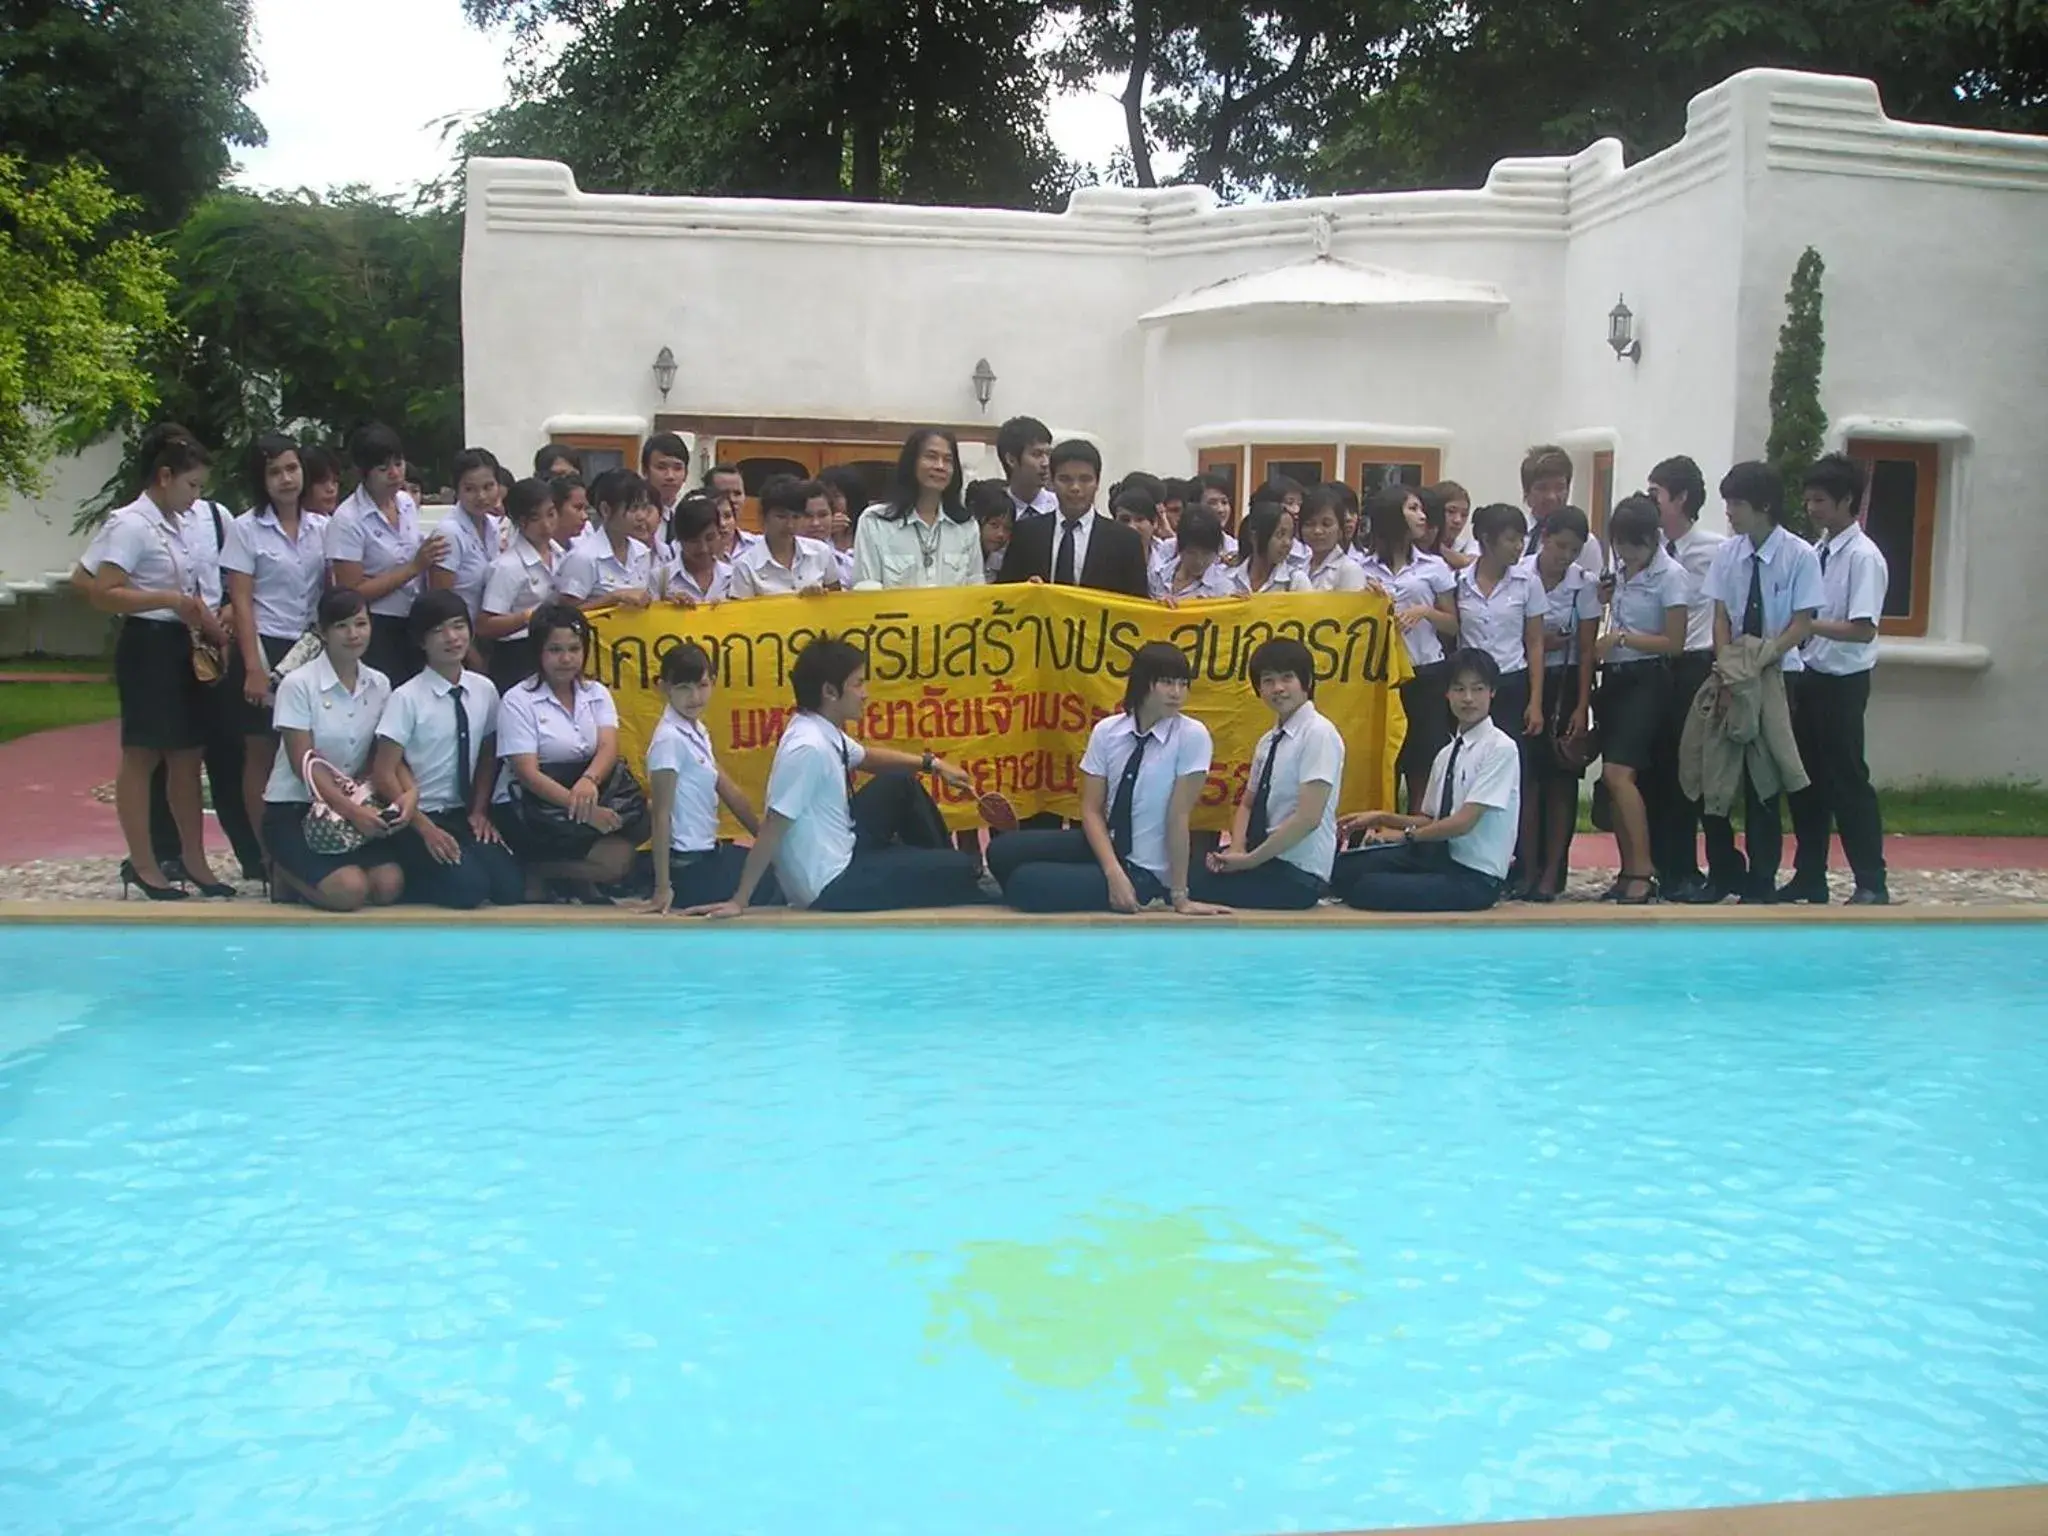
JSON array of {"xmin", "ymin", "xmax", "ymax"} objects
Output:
[{"xmin": 2, "ymin": 923, "xmax": 2045, "ymax": 1535}]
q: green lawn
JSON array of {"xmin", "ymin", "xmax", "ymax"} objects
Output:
[
  {"xmin": 0, "ymin": 681, "xmax": 121, "ymax": 745},
  {"xmin": 0, "ymin": 655, "xmax": 112, "ymax": 677},
  {"xmin": 1571, "ymin": 779, "xmax": 2048, "ymax": 837}
]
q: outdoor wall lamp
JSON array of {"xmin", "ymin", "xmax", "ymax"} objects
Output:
[
  {"xmin": 1608, "ymin": 296, "xmax": 1642, "ymax": 363},
  {"xmin": 653, "ymin": 345, "xmax": 678, "ymax": 400},
  {"xmin": 972, "ymin": 357, "xmax": 997, "ymax": 412}
]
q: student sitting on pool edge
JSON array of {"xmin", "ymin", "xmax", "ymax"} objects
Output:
[
  {"xmin": 689, "ymin": 637, "xmax": 987, "ymax": 916},
  {"xmin": 1187, "ymin": 638, "xmax": 1345, "ymax": 910},
  {"xmin": 641, "ymin": 641, "xmax": 783, "ymax": 914},
  {"xmin": 1327, "ymin": 647, "xmax": 1522, "ymax": 912},
  {"xmin": 986, "ymin": 641, "xmax": 1229, "ymax": 915}
]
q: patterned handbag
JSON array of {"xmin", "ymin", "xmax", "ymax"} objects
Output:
[{"xmin": 301, "ymin": 751, "xmax": 391, "ymax": 856}]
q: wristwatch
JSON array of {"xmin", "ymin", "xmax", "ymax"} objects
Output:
[
  {"xmin": 1403, "ymin": 825, "xmax": 1417, "ymax": 844},
  {"xmin": 921, "ymin": 749, "xmax": 936, "ymax": 773}
]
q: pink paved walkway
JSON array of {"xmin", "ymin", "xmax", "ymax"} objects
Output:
[{"xmin": 1, "ymin": 719, "xmax": 2045, "ymax": 870}]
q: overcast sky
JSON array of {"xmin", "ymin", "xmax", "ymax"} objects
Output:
[{"xmin": 231, "ymin": 0, "xmax": 1130, "ymax": 198}]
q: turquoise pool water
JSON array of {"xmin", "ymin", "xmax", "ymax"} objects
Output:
[{"xmin": 2, "ymin": 924, "xmax": 2045, "ymax": 1535}]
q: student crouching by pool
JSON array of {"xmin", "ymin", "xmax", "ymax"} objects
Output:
[
  {"xmin": 987, "ymin": 641, "xmax": 1229, "ymax": 915},
  {"xmin": 688, "ymin": 637, "xmax": 986, "ymax": 916},
  {"xmin": 371, "ymin": 590, "xmax": 525, "ymax": 909},
  {"xmin": 490, "ymin": 605, "xmax": 647, "ymax": 903},
  {"xmin": 1188, "ymin": 638, "xmax": 1344, "ymax": 910},
  {"xmin": 641, "ymin": 642, "xmax": 782, "ymax": 914},
  {"xmin": 1329, "ymin": 647, "xmax": 1522, "ymax": 912},
  {"xmin": 263, "ymin": 589, "xmax": 408, "ymax": 910}
]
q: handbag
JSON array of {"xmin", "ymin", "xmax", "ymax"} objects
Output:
[
  {"xmin": 515, "ymin": 758, "xmax": 650, "ymax": 861},
  {"xmin": 301, "ymin": 751, "xmax": 394, "ymax": 856},
  {"xmin": 190, "ymin": 629, "xmax": 228, "ymax": 685},
  {"xmin": 271, "ymin": 629, "xmax": 324, "ymax": 684}
]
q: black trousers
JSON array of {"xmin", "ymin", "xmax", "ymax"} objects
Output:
[
  {"xmin": 1702, "ymin": 767, "xmax": 1783, "ymax": 897},
  {"xmin": 1330, "ymin": 839, "xmax": 1501, "ymax": 912},
  {"xmin": 394, "ymin": 809, "xmax": 526, "ymax": 909},
  {"xmin": 1189, "ymin": 856, "xmax": 1325, "ymax": 910},
  {"xmin": 1788, "ymin": 669, "xmax": 1886, "ymax": 890},
  {"xmin": 811, "ymin": 776, "xmax": 986, "ymax": 912},
  {"xmin": 1650, "ymin": 651, "xmax": 1718, "ymax": 888},
  {"xmin": 987, "ymin": 827, "xmax": 1171, "ymax": 912},
  {"xmin": 148, "ymin": 681, "xmax": 262, "ymax": 876}
]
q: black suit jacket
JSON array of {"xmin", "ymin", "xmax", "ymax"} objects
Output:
[{"xmin": 995, "ymin": 513, "xmax": 1151, "ymax": 600}]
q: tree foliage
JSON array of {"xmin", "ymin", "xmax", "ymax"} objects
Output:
[
  {"xmin": 1307, "ymin": 0, "xmax": 2048, "ymax": 194},
  {"xmin": 0, "ymin": 156, "xmax": 176, "ymax": 502},
  {"xmin": 1767, "ymin": 246, "xmax": 1828, "ymax": 539},
  {"xmin": 94, "ymin": 189, "xmax": 464, "ymax": 516},
  {"xmin": 461, "ymin": 0, "xmax": 1074, "ymax": 209},
  {"xmin": 0, "ymin": 0, "xmax": 264, "ymax": 232}
]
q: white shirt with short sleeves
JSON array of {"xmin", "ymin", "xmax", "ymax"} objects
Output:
[
  {"xmin": 1606, "ymin": 546, "xmax": 1689, "ymax": 665},
  {"xmin": 1229, "ymin": 561, "xmax": 1310, "ymax": 594},
  {"xmin": 376, "ymin": 667, "xmax": 501, "ymax": 814},
  {"xmin": 264, "ymin": 653, "xmax": 392, "ymax": 803},
  {"xmin": 497, "ymin": 675, "xmax": 618, "ymax": 765},
  {"xmin": 222, "ymin": 506, "xmax": 330, "ymax": 640},
  {"xmin": 1702, "ymin": 523, "xmax": 1826, "ymax": 673},
  {"xmin": 481, "ymin": 534, "xmax": 563, "ymax": 640},
  {"xmin": 646, "ymin": 707, "xmax": 721, "ymax": 854},
  {"xmin": 1668, "ymin": 523, "xmax": 1727, "ymax": 653},
  {"xmin": 99, "ymin": 496, "xmax": 200, "ymax": 623},
  {"xmin": 1301, "ymin": 551, "xmax": 1367, "ymax": 592},
  {"xmin": 557, "ymin": 533, "xmax": 655, "ymax": 603},
  {"xmin": 727, "ymin": 534, "xmax": 841, "ymax": 598},
  {"xmin": 1358, "ymin": 552, "xmax": 1456, "ymax": 668},
  {"xmin": 1455, "ymin": 562, "xmax": 1540, "ymax": 674},
  {"xmin": 1802, "ymin": 523, "xmax": 1890, "ymax": 676},
  {"xmin": 765, "ymin": 710, "xmax": 865, "ymax": 908},
  {"xmin": 325, "ymin": 485, "xmax": 425, "ymax": 617},
  {"xmin": 1521, "ymin": 553, "xmax": 1596, "ymax": 671},
  {"xmin": 1078, "ymin": 711, "xmax": 1213, "ymax": 882},
  {"xmin": 1246, "ymin": 701, "xmax": 1345, "ymax": 881},
  {"xmin": 1424, "ymin": 716, "xmax": 1523, "ymax": 880},
  {"xmin": 1153, "ymin": 559, "xmax": 1236, "ymax": 601},
  {"xmin": 435, "ymin": 508, "xmax": 503, "ymax": 618},
  {"xmin": 661, "ymin": 557, "xmax": 733, "ymax": 605}
]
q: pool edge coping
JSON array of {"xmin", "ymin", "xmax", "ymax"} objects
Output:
[{"xmin": 1322, "ymin": 1483, "xmax": 2048, "ymax": 1535}]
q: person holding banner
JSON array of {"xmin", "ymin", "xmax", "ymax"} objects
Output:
[
  {"xmin": 728, "ymin": 475, "xmax": 842, "ymax": 597},
  {"xmin": 557, "ymin": 468, "xmax": 658, "ymax": 610},
  {"xmin": 1189, "ymin": 639, "xmax": 1343, "ymax": 909},
  {"xmin": 660, "ymin": 494, "xmax": 733, "ymax": 606},
  {"xmin": 987, "ymin": 642, "xmax": 1228, "ymax": 915},
  {"xmin": 690, "ymin": 638, "xmax": 985, "ymax": 915}
]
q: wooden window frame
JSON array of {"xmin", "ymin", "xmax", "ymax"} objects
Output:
[
  {"xmin": 1250, "ymin": 443, "xmax": 1339, "ymax": 491},
  {"xmin": 1341, "ymin": 444, "xmax": 1444, "ymax": 497},
  {"xmin": 1845, "ymin": 437, "xmax": 1939, "ymax": 638},
  {"xmin": 551, "ymin": 432, "xmax": 642, "ymax": 478}
]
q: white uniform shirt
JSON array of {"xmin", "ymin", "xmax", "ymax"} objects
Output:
[
  {"xmin": 1245, "ymin": 701, "xmax": 1345, "ymax": 881},
  {"xmin": 556, "ymin": 533, "xmax": 655, "ymax": 603},
  {"xmin": 1667, "ymin": 523, "xmax": 1727, "ymax": 653},
  {"xmin": 1802, "ymin": 523, "xmax": 1890, "ymax": 676},
  {"xmin": 764, "ymin": 710, "xmax": 865, "ymax": 908},
  {"xmin": 376, "ymin": 667, "xmax": 500, "ymax": 814},
  {"xmin": 728, "ymin": 534, "xmax": 841, "ymax": 598},
  {"xmin": 1078, "ymin": 711, "xmax": 1214, "ymax": 882},
  {"xmin": 662, "ymin": 557, "xmax": 733, "ymax": 605},
  {"xmin": 645, "ymin": 707, "xmax": 721, "ymax": 854},
  {"xmin": 182, "ymin": 500, "xmax": 231, "ymax": 608},
  {"xmin": 480, "ymin": 534, "xmax": 563, "ymax": 640},
  {"xmin": 1606, "ymin": 547, "xmax": 1688, "ymax": 665},
  {"xmin": 497, "ymin": 675, "xmax": 618, "ymax": 765},
  {"xmin": 222, "ymin": 506, "xmax": 330, "ymax": 639},
  {"xmin": 1230, "ymin": 561, "xmax": 1310, "ymax": 594},
  {"xmin": 1152, "ymin": 559, "xmax": 1236, "ymax": 602},
  {"xmin": 98, "ymin": 496, "xmax": 199, "ymax": 623},
  {"xmin": 1040, "ymin": 512, "xmax": 1097, "ymax": 585},
  {"xmin": 1008, "ymin": 485, "xmax": 1059, "ymax": 520},
  {"xmin": 1301, "ymin": 551, "xmax": 1367, "ymax": 593},
  {"xmin": 852, "ymin": 505, "xmax": 986, "ymax": 588},
  {"xmin": 264, "ymin": 654, "xmax": 393, "ymax": 803},
  {"xmin": 1358, "ymin": 552, "xmax": 1456, "ymax": 668},
  {"xmin": 325, "ymin": 486, "xmax": 425, "ymax": 617},
  {"xmin": 1423, "ymin": 716, "xmax": 1523, "ymax": 880},
  {"xmin": 1454, "ymin": 562, "xmax": 1540, "ymax": 674},
  {"xmin": 1521, "ymin": 553, "xmax": 1596, "ymax": 671},
  {"xmin": 435, "ymin": 508, "xmax": 503, "ymax": 618},
  {"xmin": 1702, "ymin": 524, "xmax": 1826, "ymax": 673},
  {"xmin": 1521, "ymin": 509, "xmax": 1605, "ymax": 576}
]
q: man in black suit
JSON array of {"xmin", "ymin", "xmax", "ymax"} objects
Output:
[{"xmin": 995, "ymin": 439, "xmax": 1151, "ymax": 599}]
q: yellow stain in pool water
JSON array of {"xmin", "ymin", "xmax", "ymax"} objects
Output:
[{"xmin": 912, "ymin": 1203, "xmax": 1357, "ymax": 1419}]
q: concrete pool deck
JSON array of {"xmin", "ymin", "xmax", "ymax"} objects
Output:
[{"xmin": 1337, "ymin": 1483, "xmax": 2048, "ymax": 1534}]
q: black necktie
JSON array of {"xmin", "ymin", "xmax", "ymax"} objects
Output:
[
  {"xmin": 1054, "ymin": 517, "xmax": 1081, "ymax": 585},
  {"xmin": 1435, "ymin": 733, "xmax": 1462, "ymax": 821},
  {"xmin": 451, "ymin": 682, "xmax": 473, "ymax": 808},
  {"xmin": 1819, "ymin": 541, "xmax": 1831, "ymax": 575},
  {"xmin": 1742, "ymin": 552, "xmax": 1765, "ymax": 638},
  {"xmin": 837, "ymin": 735, "xmax": 855, "ymax": 805},
  {"xmin": 1107, "ymin": 731, "xmax": 1149, "ymax": 860},
  {"xmin": 1246, "ymin": 728, "xmax": 1282, "ymax": 849},
  {"xmin": 1666, "ymin": 538, "xmax": 1678, "ymax": 558}
]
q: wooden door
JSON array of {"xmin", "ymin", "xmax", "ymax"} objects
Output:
[
  {"xmin": 717, "ymin": 440, "xmax": 824, "ymax": 532},
  {"xmin": 818, "ymin": 442, "xmax": 904, "ymax": 515},
  {"xmin": 1344, "ymin": 444, "xmax": 1442, "ymax": 501},
  {"xmin": 1195, "ymin": 446, "xmax": 1245, "ymax": 526}
]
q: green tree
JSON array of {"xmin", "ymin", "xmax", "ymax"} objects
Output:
[
  {"xmin": 461, "ymin": 0, "xmax": 1073, "ymax": 209},
  {"xmin": 1767, "ymin": 247, "xmax": 1827, "ymax": 539},
  {"xmin": 0, "ymin": 0, "xmax": 263, "ymax": 232},
  {"xmin": 0, "ymin": 156, "xmax": 175, "ymax": 501}
]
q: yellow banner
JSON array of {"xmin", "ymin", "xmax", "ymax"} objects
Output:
[{"xmin": 586, "ymin": 586, "xmax": 1412, "ymax": 832}]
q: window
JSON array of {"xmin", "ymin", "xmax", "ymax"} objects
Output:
[
  {"xmin": 1846, "ymin": 438, "xmax": 1939, "ymax": 637},
  {"xmin": 706, "ymin": 438, "xmax": 909, "ymax": 531},
  {"xmin": 1251, "ymin": 444, "xmax": 1337, "ymax": 493},
  {"xmin": 551, "ymin": 433, "xmax": 639, "ymax": 481},
  {"xmin": 1342, "ymin": 445, "xmax": 1443, "ymax": 503},
  {"xmin": 1195, "ymin": 446, "xmax": 1242, "ymax": 509}
]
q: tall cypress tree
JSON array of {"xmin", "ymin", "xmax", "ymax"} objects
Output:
[{"xmin": 1767, "ymin": 247, "xmax": 1827, "ymax": 538}]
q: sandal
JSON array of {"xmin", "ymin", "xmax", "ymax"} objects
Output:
[{"xmin": 1614, "ymin": 873, "xmax": 1658, "ymax": 906}]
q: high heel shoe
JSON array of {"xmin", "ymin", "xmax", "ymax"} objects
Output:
[
  {"xmin": 119, "ymin": 860, "xmax": 189, "ymax": 902},
  {"xmin": 187, "ymin": 872, "xmax": 238, "ymax": 899},
  {"xmin": 1614, "ymin": 873, "xmax": 1659, "ymax": 906}
]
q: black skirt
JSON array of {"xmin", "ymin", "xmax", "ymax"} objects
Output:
[
  {"xmin": 488, "ymin": 635, "xmax": 534, "ymax": 695},
  {"xmin": 1396, "ymin": 660, "xmax": 1451, "ymax": 782},
  {"xmin": 1534, "ymin": 662, "xmax": 1589, "ymax": 782},
  {"xmin": 1597, "ymin": 659, "xmax": 1673, "ymax": 771},
  {"xmin": 228, "ymin": 633, "xmax": 301, "ymax": 737},
  {"xmin": 262, "ymin": 799, "xmax": 403, "ymax": 891},
  {"xmin": 1488, "ymin": 668, "xmax": 1535, "ymax": 768},
  {"xmin": 114, "ymin": 617, "xmax": 205, "ymax": 751},
  {"xmin": 365, "ymin": 612, "xmax": 420, "ymax": 686}
]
